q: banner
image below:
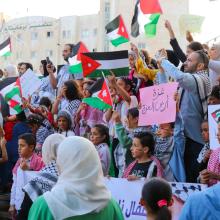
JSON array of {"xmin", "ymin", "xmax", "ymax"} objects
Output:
[
  {"xmin": 138, "ymin": 82, "xmax": 178, "ymax": 126},
  {"xmin": 179, "ymin": 14, "xmax": 205, "ymax": 35},
  {"xmin": 105, "ymin": 178, "xmax": 207, "ymax": 220},
  {"xmin": 208, "ymin": 105, "xmax": 220, "ymax": 149},
  {"xmin": 19, "ymin": 172, "xmax": 207, "ymax": 220}
]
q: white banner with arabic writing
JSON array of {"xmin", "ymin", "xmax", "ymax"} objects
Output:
[
  {"xmin": 105, "ymin": 178, "xmax": 207, "ymax": 220},
  {"xmin": 18, "ymin": 172, "xmax": 207, "ymax": 220}
]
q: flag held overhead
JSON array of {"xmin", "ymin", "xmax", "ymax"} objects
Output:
[
  {"xmin": 69, "ymin": 41, "xmax": 89, "ymax": 74},
  {"xmin": 81, "ymin": 50, "xmax": 129, "ymax": 78},
  {"xmin": 131, "ymin": 0, "xmax": 162, "ymax": 38},
  {"xmin": 105, "ymin": 15, "xmax": 129, "ymax": 47}
]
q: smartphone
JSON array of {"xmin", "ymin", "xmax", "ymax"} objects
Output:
[{"xmin": 46, "ymin": 57, "xmax": 52, "ymax": 65}]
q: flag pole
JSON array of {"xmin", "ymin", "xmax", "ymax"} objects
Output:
[{"xmin": 101, "ymin": 71, "xmax": 114, "ymax": 110}]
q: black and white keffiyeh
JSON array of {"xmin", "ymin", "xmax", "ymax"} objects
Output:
[{"xmin": 23, "ymin": 160, "xmax": 58, "ymax": 202}]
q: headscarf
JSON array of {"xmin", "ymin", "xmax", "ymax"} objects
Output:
[
  {"xmin": 4, "ymin": 64, "xmax": 17, "ymax": 77},
  {"xmin": 23, "ymin": 134, "xmax": 65, "ymax": 202},
  {"xmin": 42, "ymin": 134, "xmax": 65, "ymax": 165},
  {"xmin": 43, "ymin": 136, "xmax": 111, "ymax": 220},
  {"xmin": 211, "ymin": 43, "xmax": 220, "ymax": 60},
  {"xmin": 57, "ymin": 110, "xmax": 72, "ymax": 131}
]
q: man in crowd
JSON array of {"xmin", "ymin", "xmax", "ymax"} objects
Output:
[{"xmin": 157, "ymin": 49, "xmax": 211, "ymax": 182}]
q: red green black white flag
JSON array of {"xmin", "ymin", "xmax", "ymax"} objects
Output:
[
  {"xmin": 81, "ymin": 50, "xmax": 129, "ymax": 78},
  {"xmin": 0, "ymin": 37, "xmax": 12, "ymax": 57},
  {"xmin": 83, "ymin": 78, "xmax": 113, "ymax": 110},
  {"xmin": 131, "ymin": 0, "xmax": 162, "ymax": 38},
  {"xmin": 105, "ymin": 15, "xmax": 129, "ymax": 47},
  {"xmin": 69, "ymin": 41, "xmax": 89, "ymax": 74}
]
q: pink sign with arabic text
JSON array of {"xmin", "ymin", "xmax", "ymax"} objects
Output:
[{"xmin": 138, "ymin": 82, "xmax": 178, "ymax": 126}]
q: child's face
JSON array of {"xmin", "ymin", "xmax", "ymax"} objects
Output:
[
  {"xmin": 109, "ymin": 85, "xmax": 117, "ymax": 98},
  {"xmin": 129, "ymin": 55, "xmax": 135, "ymax": 68},
  {"xmin": 208, "ymin": 96, "xmax": 220, "ymax": 105},
  {"xmin": 82, "ymin": 83, "xmax": 91, "ymax": 98},
  {"xmin": 217, "ymin": 124, "xmax": 220, "ymax": 143},
  {"xmin": 201, "ymin": 122, "xmax": 209, "ymax": 143},
  {"xmin": 127, "ymin": 113, "xmax": 138, "ymax": 129},
  {"xmin": 157, "ymin": 123, "xmax": 173, "ymax": 138},
  {"xmin": 58, "ymin": 116, "xmax": 68, "ymax": 131},
  {"xmin": 131, "ymin": 138, "xmax": 149, "ymax": 159},
  {"xmin": 18, "ymin": 139, "xmax": 34, "ymax": 159},
  {"xmin": 90, "ymin": 128, "xmax": 105, "ymax": 146}
]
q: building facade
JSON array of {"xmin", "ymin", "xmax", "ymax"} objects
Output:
[{"xmin": 0, "ymin": 0, "xmax": 203, "ymax": 72}]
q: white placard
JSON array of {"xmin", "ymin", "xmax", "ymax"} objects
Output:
[{"xmin": 20, "ymin": 68, "xmax": 42, "ymax": 98}]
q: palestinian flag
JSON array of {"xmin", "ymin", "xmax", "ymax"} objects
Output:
[
  {"xmin": 105, "ymin": 15, "xmax": 129, "ymax": 47},
  {"xmin": 69, "ymin": 42, "xmax": 89, "ymax": 74},
  {"xmin": 0, "ymin": 37, "xmax": 11, "ymax": 57},
  {"xmin": 131, "ymin": 0, "xmax": 162, "ymax": 38},
  {"xmin": 83, "ymin": 78, "xmax": 113, "ymax": 110},
  {"xmin": 0, "ymin": 79, "xmax": 22, "ymax": 115},
  {"xmin": 81, "ymin": 50, "xmax": 129, "ymax": 78},
  {"xmin": 211, "ymin": 109, "xmax": 220, "ymax": 123}
]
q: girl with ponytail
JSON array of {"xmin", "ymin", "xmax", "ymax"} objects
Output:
[{"xmin": 140, "ymin": 178, "xmax": 173, "ymax": 220}]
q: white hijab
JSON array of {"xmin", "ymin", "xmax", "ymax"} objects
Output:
[
  {"xmin": 42, "ymin": 134, "xmax": 65, "ymax": 165},
  {"xmin": 43, "ymin": 136, "xmax": 111, "ymax": 220}
]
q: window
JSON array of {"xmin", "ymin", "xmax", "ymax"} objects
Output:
[
  {"xmin": 138, "ymin": 43, "xmax": 146, "ymax": 49},
  {"xmin": 62, "ymin": 30, "xmax": 71, "ymax": 39},
  {"xmin": 46, "ymin": 31, "xmax": 53, "ymax": 38},
  {"xmin": 31, "ymin": 51, "xmax": 37, "ymax": 59},
  {"xmin": 45, "ymin": 50, "xmax": 53, "ymax": 57},
  {"xmin": 31, "ymin": 32, "xmax": 38, "ymax": 40},
  {"xmin": 81, "ymin": 29, "xmax": 89, "ymax": 38}
]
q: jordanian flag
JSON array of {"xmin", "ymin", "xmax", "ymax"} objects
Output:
[
  {"xmin": 81, "ymin": 50, "xmax": 129, "ymax": 78},
  {"xmin": 131, "ymin": 0, "xmax": 162, "ymax": 38},
  {"xmin": 105, "ymin": 15, "xmax": 129, "ymax": 47},
  {"xmin": 0, "ymin": 37, "xmax": 12, "ymax": 57},
  {"xmin": 83, "ymin": 78, "xmax": 113, "ymax": 110},
  {"xmin": 69, "ymin": 42, "xmax": 89, "ymax": 74},
  {"xmin": 212, "ymin": 109, "xmax": 220, "ymax": 123},
  {"xmin": 0, "ymin": 79, "xmax": 22, "ymax": 115}
]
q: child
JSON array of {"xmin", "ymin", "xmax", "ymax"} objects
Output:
[
  {"xmin": 154, "ymin": 123, "xmax": 175, "ymax": 181},
  {"xmin": 9, "ymin": 133, "xmax": 44, "ymax": 218},
  {"xmin": 140, "ymin": 178, "xmax": 173, "ymax": 220},
  {"xmin": 90, "ymin": 124, "xmax": 111, "ymax": 176},
  {"xmin": 200, "ymin": 123, "xmax": 220, "ymax": 186},
  {"xmin": 76, "ymin": 80, "xmax": 104, "ymax": 137},
  {"xmin": 112, "ymin": 108, "xmax": 149, "ymax": 177},
  {"xmin": 27, "ymin": 114, "xmax": 54, "ymax": 155},
  {"xmin": 57, "ymin": 110, "xmax": 75, "ymax": 137},
  {"xmin": 123, "ymin": 132, "xmax": 163, "ymax": 180},
  {"xmin": 197, "ymin": 120, "xmax": 211, "ymax": 171},
  {"xmin": 208, "ymin": 85, "xmax": 220, "ymax": 105}
]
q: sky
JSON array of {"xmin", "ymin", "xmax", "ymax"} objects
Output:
[{"xmin": 0, "ymin": 0, "xmax": 100, "ymax": 17}]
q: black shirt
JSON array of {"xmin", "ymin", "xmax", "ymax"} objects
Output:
[{"xmin": 130, "ymin": 161, "xmax": 157, "ymax": 178}]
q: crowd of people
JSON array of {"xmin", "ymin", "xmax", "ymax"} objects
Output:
[{"xmin": 0, "ymin": 19, "xmax": 220, "ymax": 220}]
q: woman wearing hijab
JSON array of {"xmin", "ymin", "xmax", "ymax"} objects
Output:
[
  {"xmin": 17, "ymin": 134, "xmax": 65, "ymax": 220},
  {"xmin": 28, "ymin": 136, "xmax": 124, "ymax": 220}
]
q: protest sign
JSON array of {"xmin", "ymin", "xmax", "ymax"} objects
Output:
[
  {"xmin": 138, "ymin": 82, "xmax": 178, "ymax": 126},
  {"xmin": 179, "ymin": 14, "xmax": 205, "ymax": 35},
  {"xmin": 208, "ymin": 105, "xmax": 220, "ymax": 149},
  {"xmin": 105, "ymin": 178, "xmax": 206, "ymax": 220},
  {"xmin": 19, "ymin": 173, "xmax": 206, "ymax": 220},
  {"xmin": 20, "ymin": 68, "xmax": 42, "ymax": 99}
]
